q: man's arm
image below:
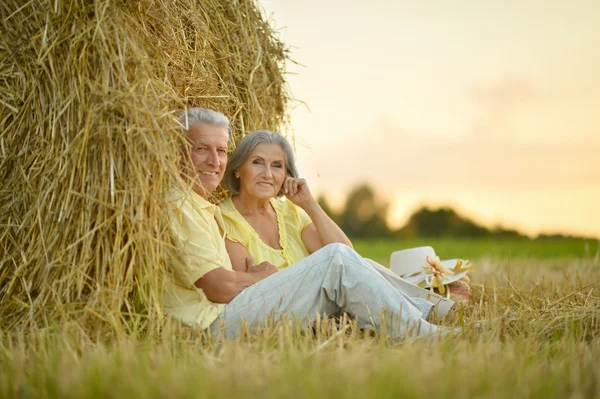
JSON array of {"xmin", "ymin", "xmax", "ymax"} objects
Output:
[{"xmin": 194, "ymin": 259, "xmax": 277, "ymax": 303}]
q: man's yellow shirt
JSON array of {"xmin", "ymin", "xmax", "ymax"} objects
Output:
[{"xmin": 163, "ymin": 188, "xmax": 232, "ymax": 330}]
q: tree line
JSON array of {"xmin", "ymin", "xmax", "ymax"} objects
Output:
[{"xmin": 317, "ymin": 183, "xmax": 592, "ymax": 240}]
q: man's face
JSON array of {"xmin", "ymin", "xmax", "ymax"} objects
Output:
[{"xmin": 185, "ymin": 122, "xmax": 229, "ymax": 198}]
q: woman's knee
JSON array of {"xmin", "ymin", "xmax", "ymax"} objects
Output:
[
  {"xmin": 320, "ymin": 243, "xmax": 364, "ymax": 265},
  {"xmin": 322, "ymin": 242, "xmax": 354, "ymax": 255},
  {"xmin": 320, "ymin": 242, "xmax": 354, "ymax": 257},
  {"xmin": 321, "ymin": 242, "xmax": 344, "ymax": 253}
]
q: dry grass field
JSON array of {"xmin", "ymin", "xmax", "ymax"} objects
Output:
[
  {"xmin": 1, "ymin": 253, "xmax": 598, "ymax": 399},
  {"xmin": 2, "ymin": 2, "xmax": 599, "ymax": 398}
]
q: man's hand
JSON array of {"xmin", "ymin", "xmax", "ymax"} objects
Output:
[{"xmin": 245, "ymin": 257, "xmax": 278, "ymax": 279}]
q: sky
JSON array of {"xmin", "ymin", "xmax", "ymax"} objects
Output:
[{"xmin": 258, "ymin": 0, "xmax": 600, "ymax": 238}]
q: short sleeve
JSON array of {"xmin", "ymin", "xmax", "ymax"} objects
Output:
[
  {"xmin": 295, "ymin": 204, "xmax": 312, "ymax": 231},
  {"xmin": 169, "ymin": 203, "xmax": 222, "ymax": 287},
  {"xmin": 275, "ymin": 199, "xmax": 313, "ymax": 232},
  {"xmin": 221, "ymin": 215, "xmax": 249, "ymax": 246}
]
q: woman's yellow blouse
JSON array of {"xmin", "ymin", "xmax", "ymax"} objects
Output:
[{"xmin": 219, "ymin": 197, "xmax": 312, "ymax": 269}]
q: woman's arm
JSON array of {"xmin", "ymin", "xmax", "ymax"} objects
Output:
[
  {"xmin": 225, "ymin": 238, "xmax": 251, "ymax": 272},
  {"xmin": 283, "ymin": 177, "xmax": 353, "ymax": 253},
  {"xmin": 300, "ymin": 202, "xmax": 353, "ymax": 253}
]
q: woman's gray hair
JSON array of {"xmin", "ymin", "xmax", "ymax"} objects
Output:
[
  {"xmin": 224, "ymin": 130, "xmax": 299, "ymax": 196},
  {"xmin": 179, "ymin": 107, "xmax": 230, "ymax": 132}
]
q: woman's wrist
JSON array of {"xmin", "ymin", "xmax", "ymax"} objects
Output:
[{"xmin": 299, "ymin": 198, "xmax": 321, "ymax": 215}]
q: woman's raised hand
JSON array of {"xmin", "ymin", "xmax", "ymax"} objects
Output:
[
  {"xmin": 282, "ymin": 176, "xmax": 315, "ymax": 207},
  {"xmin": 282, "ymin": 176, "xmax": 354, "ymax": 252}
]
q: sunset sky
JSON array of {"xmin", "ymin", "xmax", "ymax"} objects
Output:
[{"xmin": 259, "ymin": 0, "xmax": 600, "ymax": 238}]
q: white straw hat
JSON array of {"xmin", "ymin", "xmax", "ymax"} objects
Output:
[{"xmin": 390, "ymin": 246, "xmax": 472, "ymax": 289}]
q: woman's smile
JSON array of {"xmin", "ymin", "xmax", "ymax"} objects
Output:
[{"xmin": 257, "ymin": 181, "xmax": 274, "ymax": 187}]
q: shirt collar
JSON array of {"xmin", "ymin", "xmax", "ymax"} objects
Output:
[
  {"xmin": 188, "ymin": 189, "xmax": 227, "ymax": 235},
  {"xmin": 189, "ymin": 189, "xmax": 216, "ymax": 211}
]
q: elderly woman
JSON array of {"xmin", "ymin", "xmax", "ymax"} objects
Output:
[
  {"xmin": 219, "ymin": 130, "xmax": 456, "ymax": 319},
  {"xmin": 219, "ymin": 130, "xmax": 352, "ymax": 272}
]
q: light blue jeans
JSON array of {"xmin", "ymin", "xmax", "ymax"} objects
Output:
[{"xmin": 210, "ymin": 243, "xmax": 442, "ymax": 340}]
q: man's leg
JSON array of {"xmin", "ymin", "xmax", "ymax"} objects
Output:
[{"xmin": 210, "ymin": 244, "xmax": 447, "ymax": 340}]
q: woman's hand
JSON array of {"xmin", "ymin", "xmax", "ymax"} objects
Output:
[
  {"xmin": 282, "ymin": 176, "xmax": 315, "ymax": 208},
  {"xmin": 281, "ymin": 176, "xmax": 354, "ymax": 253},
  {"xmin": 246, "ymin": 257, "xmax": 278, "ymax": 279}
]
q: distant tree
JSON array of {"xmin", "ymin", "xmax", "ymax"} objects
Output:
[
  {"xmin": 535, "ymin": 233, "xmax": 595, "ymax": 240},
  {"xmin": 491, "ymin": 225, "xmax": 523, "ymax": 239},
  {"xmin": 323, "ymin": 183, "xmax": 546, "ymax": 240},
  {"xmin": 536, "ymin": 233, "xmax": 566, "ymax": 240},
  {"xmin": 396, "ymin": 206, "xmax": 491, "ymax": 238},
  {"xmin": 338, "ymin": 183, "xmax": 392, "ymax": 238}
]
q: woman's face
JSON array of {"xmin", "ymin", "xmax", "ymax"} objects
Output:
[{"xmin": 237, "ymin": 143, "xmax": 287, "ymax": 200}]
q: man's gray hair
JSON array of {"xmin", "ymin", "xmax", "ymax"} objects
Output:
[
  {"xmin": 179, "ymin": 107, "xmax": 230, "ymax": 132},
  {"xmin": 224, "ymin": 130, "xmax": 299, "ymax": 196}
]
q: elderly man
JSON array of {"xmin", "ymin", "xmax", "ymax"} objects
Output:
[{"xmin": 163, "ymin": 107, "xmax": 452, "ymax": 340}]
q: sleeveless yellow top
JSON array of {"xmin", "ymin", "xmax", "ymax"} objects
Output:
[{"xmin": 219, "ymin": 197, "xmax": 312, "ymax": 269}]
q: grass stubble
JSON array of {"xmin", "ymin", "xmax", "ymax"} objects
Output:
[{"xmin": 1, "ymin": 256, "xmax": 598, "ymax": 398}]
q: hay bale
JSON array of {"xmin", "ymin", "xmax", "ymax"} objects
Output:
[{"xmin": 0, "ymin": 0, "xmax": 290, "ymax": 335}]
